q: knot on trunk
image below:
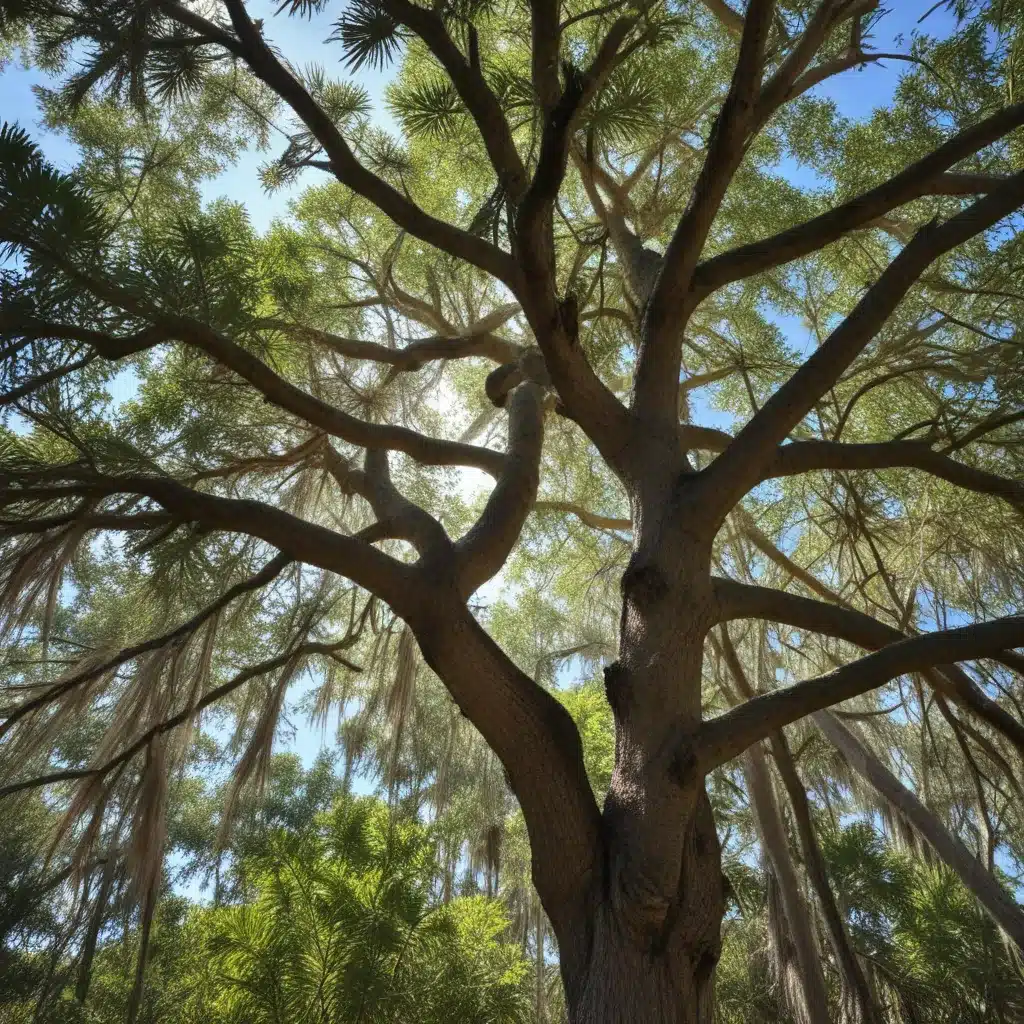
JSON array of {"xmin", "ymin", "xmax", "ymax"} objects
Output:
[
  {"xmin": 621, "ymin": 559, "xmax": 669, "ymax": 608},
  {"xmin": 603, "ymin": 660, "xmax": 631, "ymax": 716}
]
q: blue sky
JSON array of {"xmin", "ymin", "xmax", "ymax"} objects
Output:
[
  {"xmin": 1, "ymin": 1, "xmax": 956, "ymax": 226},
  {"xmin": 0, "ymin": 1, "xmax": 960, "ymax": 774}
]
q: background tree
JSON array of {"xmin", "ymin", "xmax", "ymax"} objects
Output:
[
  {"xmin": 2, "ymin": 1, "xmax": 1024, "ymax": 1022},
  {"xmin": 1, "ymin": 787, "xmax": 533, "ymax": 1024}
]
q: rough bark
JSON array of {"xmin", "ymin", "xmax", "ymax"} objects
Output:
[{"xmin": 567, "ymin": 792, "xmax": 724, "ymax": 1024}]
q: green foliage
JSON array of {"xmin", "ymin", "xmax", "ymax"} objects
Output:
[
  {"xmin": 557, "ymin": 680, "xmax": 614, "ymax": 798},
  {"xmin": 2, "ymin": 0, "xmax": 1024, "ymax": 1020},
  {"xmin": 390, "ymin": 78, "xmax": 466, "ymax": 140},
  {"xmin": 3, "ymin": 793, "xmax": 530, "ymax": 1024},
  {"xmin": 331, "ymin": 0, "xmax": 403, "ymax": 73},
  {"xmin": 821, "ymin": 822, "xmax": 1024, "ymax": 1022}
]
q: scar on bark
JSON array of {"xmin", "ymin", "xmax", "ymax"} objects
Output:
[
  {"xmin": 621, "ymin": 560, "xmax": 670, "ymax": 608},
  {"xmin": 558, "ymin": 293, "xmax": 579, "ymax": 347},
  {"xmin": 603, "ymin": 660, "xmax": 631, "ymax": 716}
]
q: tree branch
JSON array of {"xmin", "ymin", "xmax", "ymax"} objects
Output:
[
  {"xmin": 257, "ymin": 303, "xmax": 524, "ymax": 372},
  {"xmin": 162, "ymin": 0, "xmax": 517, "ymax": 286},
  {"xmin": 699, "ymin": 0, "xmax": 744, "ymax": 35},
  {"xmin": 1, "ymin": 469, "xmax": 417, "ymax": 613},
  {"xmin": 0, "ymin": 552, "xmax": 292, "ymax": 736},
  {"xmin": 698, "ymin": 171, "xmax": 1024, "ymax": 519},
  {"xmin": 409, "ymin": 599, "xmax": 601, "ymax": 940},
  {"xmin": 692, "ymin": 102, "xmax": 1024, "ymax": 294},
  {"xmin": 358, "ymin": 448, "xmax": 452, "ymax": 557},
  {"xmin": 696, "ymin": 615, "xmax": 1024, "ymax": 771},
  {"xmin": 714, "ymin": 579, "xmax": 1024, "ymax": 757},
  {"xmin": 14, "ymin": 297, "xmax": 507, "ymax": 478},
  {"xmin": 517, "ymin": 17, "xmax": 635, "ymax": 238},
  {"xmin": 636, "ymin": 0, "xmax": 775, "ymax": 423},
  {"xmin": 456, "ymin": 382, "xmax": 545, "ymax": 596},
  {"xmin": 530, "ymin": 0, "xmax": 562, "ymax": 112},
  {"xmin": 532, "ymin": 499, "xmax": 631, "ymax": 532},
  {"xmin": 765, "ymin": 439, "xmax": 1024, "ymax": 509},
  {"xmin": 754, "ymin": 0, "xmax": 851, "ymax": 124},
  {"xmin": 380, "ymin": 0, "xmax": 528, "ymax": 200}
]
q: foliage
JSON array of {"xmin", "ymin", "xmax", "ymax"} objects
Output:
[
  {"xmin": 1, "ymin": 0, "xmax": 1024, "ymax": 1020},
  {"xmin": 2, "ymin": 793, "xmax": 531, "ymax": 1024}
]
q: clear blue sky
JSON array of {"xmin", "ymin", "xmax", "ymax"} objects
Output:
[{"xmin": 0, "ymin": 0, "xmax": 958, "ymax": 773}]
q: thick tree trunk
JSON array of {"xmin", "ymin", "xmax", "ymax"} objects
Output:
[
  {"xmin": 558, "ymin": 502, "xmax": 727, "ymax": 1024},
  {"xmin": 565, "ymin": 792, "xmax": 724, "ymax": 1024}
]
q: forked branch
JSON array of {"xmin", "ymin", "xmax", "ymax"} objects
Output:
[{"xmin": 699, "ymin": 171, "xmax": 1024, "ymax": 519}]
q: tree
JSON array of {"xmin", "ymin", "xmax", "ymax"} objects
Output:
[
  {"xmin": 1, "ymin": 1, "xmax": 1024, "ymax": 1022},
  {"xmin": 1, "ymin": 792, "xmax": 532, "ymax": 1024},
  {"xmin": 73, "ymin": 796, "xmax": 532, "ymax": 1024}
]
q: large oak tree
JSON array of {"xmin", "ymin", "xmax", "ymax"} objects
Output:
[{"xmin": 2, "ymin": 1, "xmax": 1024, "ymax": 1021}]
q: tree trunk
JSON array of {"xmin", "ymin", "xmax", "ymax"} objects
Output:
[
  {"xmin": 814, "ymin": 710, "xmax": 1024, "ymax": 950},
  {"xmin": 770, "ymin": 732, "xmax": 883, "ymax": 1024},
  {"xmin": 743, "ymin": 743, "xmax": 832, "ymax": 1024},
  {"xmin": 564, "ymin": 790, "xmax": 724, "ymax": 1024}
]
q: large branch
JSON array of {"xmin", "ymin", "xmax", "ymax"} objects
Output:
[
  {"xmin": 766, "ymin": 439, "xmax": 1024, "ymax": 508},
  {"xmin": 696, "ymin": 615, "xmax": 1024, "ymax": 770},
  {"xmin": 814, "ymin": 709, "xmax": 1024, "ymax": 950},
  {"xmin": 456, "ymin": 382, "xmax": 544, "ymax": 596},
  {"xmin": 636, "ymin": 0, "xmax": 775, "ymax": 423},
  {"xmin": 698, "ymin": 171, "xmax": 1024, "ymax": 519},
  {"xmin": 1, "ymin": 469, "xmax": 417, "ymax": 613},
  {"xmin": 714, "ymin": 578, "xmax": 1024, "ymax": 756},
  {"xmin": 356, "ymin": 448, "xmax": 452, "ymax": 557},
  {"xmin": 517, "ymin": 17, "xmax": 635, "ymax": 238},
  {"xmin": 16, "ymin": 297, "xmax": 507, "ymax": 478},
  {"xmin": 529, "ymin": 0, "xmax": 562, "ymax": 112},
  {"xmin": 692, "ymin": 102, "xmax": 1024, "ymax": 294},
  {"xmin": 258, "ymin": 303, "xmax": 524, "ymax": 371},
  {"xmin": 496, "ymin": 19, "xmax": 638, "ymax": 482},
  {"xmin": 676, "ymin": 424, "xmax": 1024, "ymax": 508},
  {"xmin": 160, "ymin": 0, "xmax": 517, "ymax": 286},
  {"xmin": 753, "ymin": 0, "xmax": 851, "ymax": 124},
  {"xmin": 409, "ymin": 598, "xmax": 601, "ymax": 944}
]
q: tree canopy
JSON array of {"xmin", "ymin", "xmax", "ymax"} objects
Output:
[{"xmin": 1, "ymin": 0, "xmax": 1024, "ymax": 1022}]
